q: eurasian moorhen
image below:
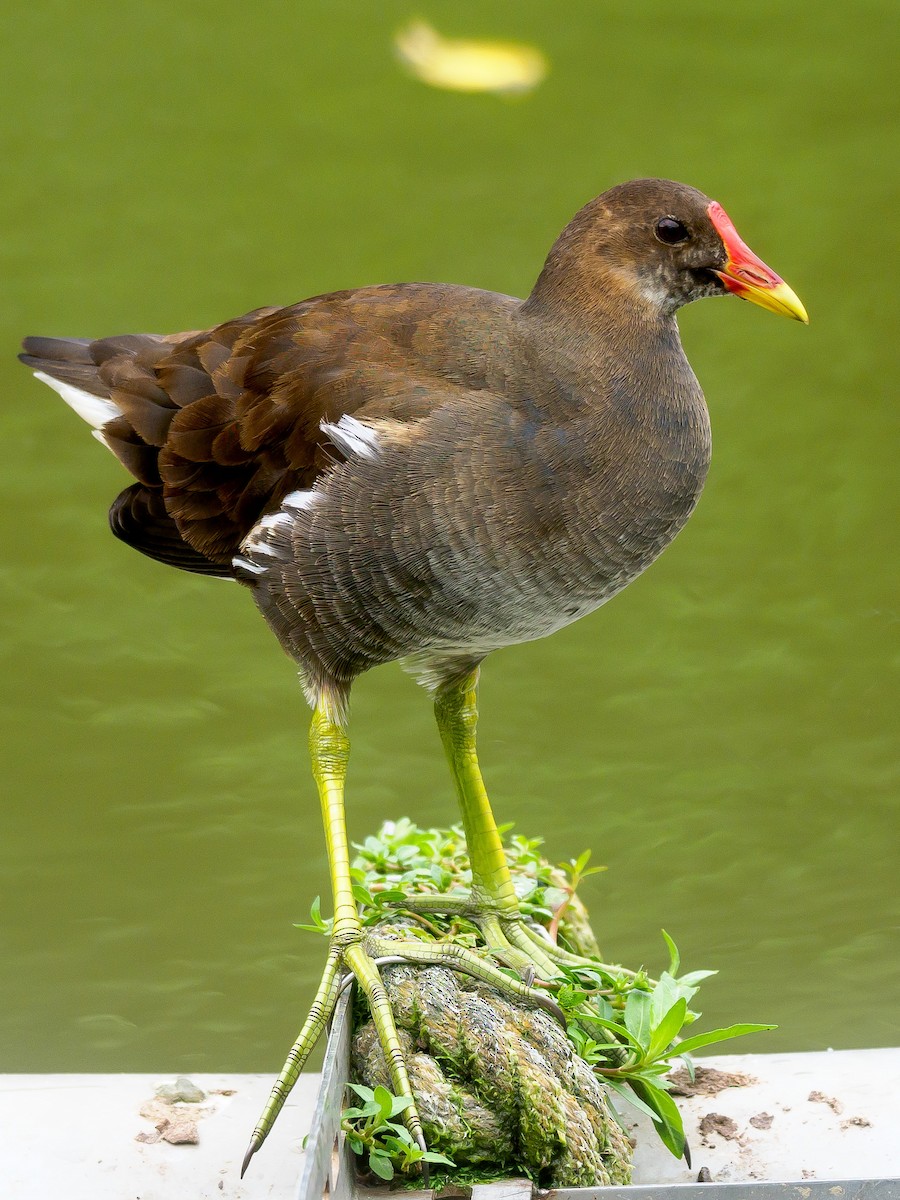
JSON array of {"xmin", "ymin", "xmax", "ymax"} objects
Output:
[{"xmin": 20, "ymin": 178, "xmax": 807, "ymax": 1166}]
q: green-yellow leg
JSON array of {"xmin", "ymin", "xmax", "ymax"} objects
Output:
[
  {"xmin": 244, "ymin": 686, "xmax": 594, "ymax": 1175},
  {"xmin": 433, "ymin": 671, "xmax": 563, "ymax": 981},
  {"xmin": 435, "ymin": 671, "xmax": 518, "ymax": 912},
  {"xmin": 430, "ymin": 673, "xmax": 640, "ymax": 1065},
  {"xmin": 242, "ymin": 703, "xmax": 425, "ymax": 1175}
]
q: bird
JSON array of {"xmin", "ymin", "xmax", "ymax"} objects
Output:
[{"xmin": 20, "ymin": 178, "xmax": 807, "ymax": 1171}]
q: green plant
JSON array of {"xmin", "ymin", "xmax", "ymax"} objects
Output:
[
  {"xmin": 554, "ymin": 933, "xmax": 772, "ymax": 1158},
  {"xmin": 340, "ymin": 1083, "xmax": 454, "ymax": 1181},
  {"xmin": 317, "ymin": 819, "xmax": 774, "ymax": 1170},
  {"xmin": 546, "ymin": 848, "xmax": 606, "ymax": 942}
]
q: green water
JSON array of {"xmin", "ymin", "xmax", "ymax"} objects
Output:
[{"xmin": 1, "ymin": 2, "xmax": 896, "ymax": 1074}]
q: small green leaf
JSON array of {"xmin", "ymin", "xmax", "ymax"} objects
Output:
[
  {"xmin": 678, "ymin": 969, "xmax": 718, "ymax": 987},
  {"xmin": 384, "ymin": 1121, "xmax": 414, "ymax": 1143},
  {"xmin": 649, "ymin": 971, "xmax": 681, "ymax": 1026},
  {"xmin": 422, "ymin": 1151, "xmax": 456, "ymax": 1166},
  {"xmin": 602, "ymin": 1076, "xmax": 661, "ymax": 1122},
  {"xmin": 346, "ymin": 1133, "xmax": 364, "ymax": 1155},
  {"xmin": 368, "ymin": 1151, "xmax": 394, "ymax": 1180},
  {"xmin": 573, "ymin": 849, "xmax": 592, "ymax": 875},
  {"xmin": 624, "ymin": 989, "xmax": 653, "ymax": 1050},
  {"xmin": 346, "ymin": 1082, "xmax": 375, "ymax": 1103},
  {"xmin": 294, "ymin": 895, "xmax": 334, "ymax": 934},
  {"xmin": 674, "ymin": 1022, "xmax": 775, "ymax": 1057},
  {"xmin": 576, "ymin": 1011, "xmax": 644, "ymax": 1052},
  {"xmin": 389, "ymin": 1094, "xmax": 414, "ymax": 1117},
  {"xmin": 661, "ymin": 929, "xmax": 680, "ymax": 976},
  {"xmin": 592, "ymin": 995, "xmax": 615, "ymax": 1021},
  {"xmin": 558, "ymin": 983, "xmax": 589, "ymax": 1009},
  {"xmin": 629, "ymin": 1077, "xmax": 685, "ymax": 1160},
  {"xmin": 373, "ymin": 1085, "xmax": 393, "ymax": 1124},
  {"xmin": 543, "ymin": 886, "xmax": 569, "ymax": 911},
  {"xmin": 647, "ymin": 997, "xmax": 687, "ymax": 1062}
]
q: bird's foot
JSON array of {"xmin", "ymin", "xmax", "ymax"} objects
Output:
[
  {"xmin": 242, "ymin": 937, "xmax": 428, "ymax": 1177},
  {"xmin": 380, "ymin": 898, "xmax": 639, "ymax": 1064},
  {"xmin": 363, "ymin": 933, "xmax": 567, "ymax": 1024},
  {"xmin": 240, "ymin": 926, "xmax": 564, "ymax": 1177},
  {"xmin": 385, "ymin": 890, "xmax": 616, "ymax": 980},
  {"xmin": 241, "ymin": 945, "xmax": 345, "ymax": 1176}
]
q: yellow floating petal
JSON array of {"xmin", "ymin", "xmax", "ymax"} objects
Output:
[{"xmin": 394, "ymin": 20, "xmax": 548, "ymax": 96}]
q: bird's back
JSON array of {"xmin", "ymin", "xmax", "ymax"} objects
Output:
[{"xmin": 20, "ymin": 282, "xmax": 524, "ymax": 575}]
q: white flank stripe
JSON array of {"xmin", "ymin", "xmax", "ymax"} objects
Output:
[
  {"xmin": 232, "ymin": 556, "xmax": 267, "ymax": 576},
  {"xmin": 320, "ymin": 414, "xmax": 380, "ymax": 460},
  {"xmin": 258, "ymin": 512, "xmax": 293, "ymax": 533},
  {"xmin": 33, "ymin": 370, "xmax": 122, "ymax": 430},
  {"xmin": 283, "ymin": 488, "xmax": 321, "ymax": 512}
]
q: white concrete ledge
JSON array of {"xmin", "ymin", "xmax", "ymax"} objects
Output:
[
  {"xmin": 624, "ymin": 1047, "xmax": 900, "ymax": 1185},
  {"xmin": 0, "ymin": 1071, "xmax": 320, "ymax": 1199},
  {"xmin": 2, "ymin": 1049, "xmax": 898, "ymax": 1198}
]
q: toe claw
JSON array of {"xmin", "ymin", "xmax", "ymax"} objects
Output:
[{"xmin": 240, "ymin": 1135, "xmax": 260, "ymax": 1178}]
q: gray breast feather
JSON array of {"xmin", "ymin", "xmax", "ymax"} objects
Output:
[{"xmin": 232, "ymin": 395, "xmax": 707, "ymax": 695}]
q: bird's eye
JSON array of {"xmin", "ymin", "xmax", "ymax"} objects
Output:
[{"xmin": 655, "ymin": 217, "xmax": 690, "ymax": 245}]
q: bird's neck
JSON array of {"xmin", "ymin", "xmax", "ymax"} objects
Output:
[
  {"xmin": 520, "ymin": 259, "xmax": 700, "ymax": 418},
  {"xmin": 525, "ymin": 233, "xmax": 674, "ymax": 330}
]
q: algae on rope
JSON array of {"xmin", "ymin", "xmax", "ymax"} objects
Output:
[{"xmin": 352, "ymin": 957, "xmax": 633, "ymax": 1187}]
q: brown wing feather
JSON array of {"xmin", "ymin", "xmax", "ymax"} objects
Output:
[
  {"xmin": 108, "ymin": 484, "xmax": 233, "ymax": 577},
  {"xmin": 21, "ymin": 285, "xmax": 487, "ymax": 575}
]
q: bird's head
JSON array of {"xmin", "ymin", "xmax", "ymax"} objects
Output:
[{"xmin": 533, "ymin": 178, "xmax": 808, "ymax": 325}]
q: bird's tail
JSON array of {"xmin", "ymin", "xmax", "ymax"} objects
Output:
[
  {"xmin": 20, "ymin": 336, "xmax": 125, "ymax": 439},
  {"xmin": 20, "ymin": 333, "xmax": 232, "ymax": 577}
]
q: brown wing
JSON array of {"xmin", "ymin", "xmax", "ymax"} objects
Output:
[
  {"xmin": 108, "ymin": 483, "xmax": 233, "ymax": 577},
  {"xmin": 21, "ymin": 285, "xmax": 472, "ymax": 575}
]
